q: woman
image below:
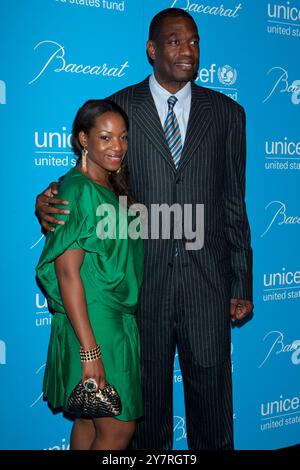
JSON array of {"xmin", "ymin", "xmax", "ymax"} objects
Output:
[{"xmin": 36, "ymin": 99, "xmax": 143, "ymax": 450}]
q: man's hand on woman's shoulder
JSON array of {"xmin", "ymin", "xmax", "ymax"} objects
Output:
[{"xmin": 35, "ymin": 181, "xmax": 70, "ymax": 232}]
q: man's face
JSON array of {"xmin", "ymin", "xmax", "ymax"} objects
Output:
[{"xmin": 147, "ymin": 16, "xmax": 200, "ymax": 91}]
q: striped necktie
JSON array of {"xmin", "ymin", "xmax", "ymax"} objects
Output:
[{"xmin": 164, "ymin": 96, "xmax": 182, "ymax": 168}]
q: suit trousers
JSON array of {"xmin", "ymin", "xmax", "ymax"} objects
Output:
[{"xmin": 131, "ymin": 254, "xmax": 234, "ymax": 450}]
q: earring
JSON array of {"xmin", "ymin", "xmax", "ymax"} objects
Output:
[
  {"xmin": 116, "ymin": 166, "xmax": 122, "ymax": 174},
  {"xmin": 81, "ymin": 147, "xmax": 88, "ymax": 172}
]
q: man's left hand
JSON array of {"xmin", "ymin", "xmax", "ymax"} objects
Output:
[{"xmin": 230, "ymin": 298, "xmax": 253, "ymax": 322}]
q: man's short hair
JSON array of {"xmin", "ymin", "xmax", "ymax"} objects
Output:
[{"xmin": 149, "ymin": 8, "xmax": 197, "ymax": 42}]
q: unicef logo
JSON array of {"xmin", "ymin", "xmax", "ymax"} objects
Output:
[{"xmin": 217, "ymin": 65, "xmax": 237, "ymax": 86}]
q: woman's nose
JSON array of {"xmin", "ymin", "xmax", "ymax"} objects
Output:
[{"xmin": 111, "ymin": 138, "xmax": 122, "ymax": 150}]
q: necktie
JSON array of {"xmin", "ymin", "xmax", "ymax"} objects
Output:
[{"xmin": 164, "ymin": 96, "xmax": 182, "ymax": 168}]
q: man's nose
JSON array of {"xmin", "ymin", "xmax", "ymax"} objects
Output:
[{"xmin": 178, "ymin": 41, "xmax": 193, "ymax": 56}]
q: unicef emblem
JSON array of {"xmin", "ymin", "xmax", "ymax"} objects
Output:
[{"xmin": 217, "ymin": 65, "xmax": 237, "ymax": 86}]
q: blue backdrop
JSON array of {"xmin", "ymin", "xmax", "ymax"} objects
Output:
[{"xmin": 1, "ymin": 0, "xmax": 300, "ymax": 450}]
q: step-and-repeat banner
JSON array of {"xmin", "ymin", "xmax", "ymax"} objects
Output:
[{"xmin": 1, "ymin": 0, "xmax": 299, "ymax": 450}]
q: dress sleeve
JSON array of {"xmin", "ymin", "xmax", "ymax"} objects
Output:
[{"xmin": 36, "ymin": 180, "xmax": 102, "ymax": 313}]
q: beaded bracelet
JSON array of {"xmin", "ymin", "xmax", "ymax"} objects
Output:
[{"xmin": 79, "ymin": 344, "xmax": 101, "ymax": 362}]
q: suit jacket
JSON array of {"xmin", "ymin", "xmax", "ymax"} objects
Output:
[{"xmin": 109, "ymin": 77, "xmax": 252, "ymax": 367}]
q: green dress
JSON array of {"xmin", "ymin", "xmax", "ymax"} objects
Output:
[{"xmin": 36, "ymin": 167, "xmax": 143, "ymax": 421}]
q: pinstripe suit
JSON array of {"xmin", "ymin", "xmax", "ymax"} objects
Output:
[{"xmin": 109, "ymin": 77, "xmax": 252, "ymax": 450}]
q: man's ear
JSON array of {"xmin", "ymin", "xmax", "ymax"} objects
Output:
[
  {"xmin": 78, "ymin": 131, "xmax": 87, "ymax": 148},
  {"xmin": 146, "ymin": 40, "xmax": 156, "ymax": 61}
]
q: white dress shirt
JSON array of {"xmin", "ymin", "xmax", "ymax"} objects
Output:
[{"xmin": 149, "ymin": 73, "xmax": 192, "ymax": 145}]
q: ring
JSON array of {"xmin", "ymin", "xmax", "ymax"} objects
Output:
[{"xmin": 83, "ymin": 378, "xmax": 98, "ymax": 393}]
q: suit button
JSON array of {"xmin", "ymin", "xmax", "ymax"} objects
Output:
[{"xmin": 168, "ymin": 262, "xmax": 173, "ymax": 268}]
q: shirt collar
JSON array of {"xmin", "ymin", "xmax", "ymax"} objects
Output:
[{"xmin": 149, "ymin": 73, "xmax": 191, "ymax": 104}]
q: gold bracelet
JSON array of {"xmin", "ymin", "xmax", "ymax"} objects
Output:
[{"xmin": 79, "ymin": 344, "xmax": 101, "ymax": 362}]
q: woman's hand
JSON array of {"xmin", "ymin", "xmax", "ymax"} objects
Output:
[{"xmin": 82, "ymin": 358, "xmax": 106, "ymax": 391}]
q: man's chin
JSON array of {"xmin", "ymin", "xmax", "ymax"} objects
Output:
[{"xmin": 173, "ymin": 71, "xmax": 197, "ymax": 83}]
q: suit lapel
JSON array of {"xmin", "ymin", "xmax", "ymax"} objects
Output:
[
  {"xmin": 131, "ymin": 78, "xmax": 176, "ymax": 173},
  {"xmin": 178, "ymin": 83, "xmax": 213, "ymax": 172},
  {"xmin": 131, "ymin": 79, "xmax": 213, "ymax": 173}
]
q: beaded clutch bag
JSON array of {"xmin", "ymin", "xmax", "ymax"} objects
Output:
[{"xmin": 67, "ymin": 381, "xmax": 122, "ymax": 418}]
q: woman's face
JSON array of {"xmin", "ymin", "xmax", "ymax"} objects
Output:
[{"xmin": 79, "ymin": 111, "xmax": 128, "ymax": 174}]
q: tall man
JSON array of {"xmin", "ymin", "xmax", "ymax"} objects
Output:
[{"xmin": 36, "ymin": 8, "xmax": 253, "ymax": 449}]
